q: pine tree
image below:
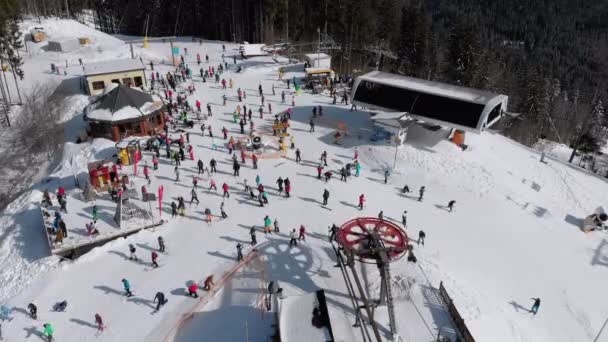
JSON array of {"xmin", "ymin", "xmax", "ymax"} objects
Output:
[
  {"xmin": 397, "ymin": 3, "xmax": 428, "ymax": 77},
  {"xmin": 443, "ymin": 18, "xmax": 484, "ymax": 88}
]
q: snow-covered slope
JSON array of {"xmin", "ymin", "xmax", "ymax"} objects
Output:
[{"xmin": 1, "ymin": 20, "xmax": 608, "ymax": 342}]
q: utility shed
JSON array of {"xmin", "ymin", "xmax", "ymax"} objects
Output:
[
  {"xmin": 83, "ymin": 58, "xmax": 146, "ymax": 96},
  {"xmin": 351, "ymin": 71, "xmax": 508, "ymax": 132}
]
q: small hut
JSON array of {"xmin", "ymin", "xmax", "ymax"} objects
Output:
[{"xmin": 84, "ymin": 84, "xmax": 165, "ymax": 141}]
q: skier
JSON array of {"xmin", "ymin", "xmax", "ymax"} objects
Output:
[
  {"xmin": 447, "ymin": 200, "xmax": 456, "ymax": 212},
  {"xmin": 28, "ymin": 303, "xmax": 37, "ymax": 319},
  {"xmin": 274, "ymin": 218, "xmax": 280, "ymax": 232},
  {"xmin": 340, "ymin": 167, "xmax": 348, "ymax": 182},
  {"xmin": 358, "ymin": 194, "xmax": 365, "ymax": 210},
  {"xmin": 418, "ymin": 230, "xmax": 426, "ymax": 246},
  {"xmin": 255, "ymin": 174, "xmax": 261, "ymax": 186},
  {"xmin": 151, "ymin": 250, "xmax": 159, "ymax": 268},
  {"xmin": 190, "ymin": 188, "xmax": 200, "ymax": 206},
  {"xmin": 209, "ymin": 178, "xmax": 217, "ymax": 192},
  {"xmin": 295, "ymin": 148, "xmax": 302, "ymax": 163},
  {"xmin": 122, "ymin": 278, "xmax": 133, "ymax": 297},
  {"xmin": 129, "ymin": 244, "xmax": 138, "ymax": 261},
  {"xmin": 378, "ymin": 210, "xmax": 384, "ymax": 220},
  {"xmin": 289, "ymin": 229, "xmax": 298, "ymax": 247},
  {"xmin": 174, "ymin": 166, "xmax": 180, "ymax": 181},
  {"xmin": 299, "ymin": 225, "xmax": 306, "ymax": 241},
  {"xmin": 203, "ymin": 275, "xmax": 215, "ymax": 291},
  {"xmin": 309, "ymin": 119, "xmax": 315, "ymax": 132},
  {"xmin": 171, "ymin": 201, "xmax": 177, "ymax": 218},
  {"xmin": 276, "ymin": 177, "xmax": 284, "ymax": 194},
  {"xmin": 284, "ymin": 178, "xmax": 291, "ymax": 198},
  {"xmin": 143, "ymin": 165, "xmax": 150, "ymax": 184},
  {"xmin": 530, "ymin": 298, "xmax": 541, "ymax": 315},
  {"xmin": 402, "ymin": 185, "xmax": 410, "ymax": 193},
  {"xmin": 204, "ymin": 208, "xmax": 212, "ymax": 223},
  {"xmin": 222, "ymin": 182, "xmax": 230, "ymax": 198},
  {"xmin": 158, "ymin": 236, "xmax": 165, "ymax": 253},
  {"xmin": 153, "ymin": 292, "xmax": 167, "ymax": 311},
  {"xmin": 233, "ymin": 161, "xmax": 240, "ymax": 176},
  {"xmin": 324, "ymin": 171, "xmax": 333, "ymax": 182},
  {"xmin": 384, "ymin": 169, "xmax": 390, "ymax": 184},
  {"xmin": 320, "ymin": 151, "xmax": 328, "ymax": 166},
  {"xmin": 401, "ymin": 210, "xmax": 407, "ymax": 227},
  {"xmin": 252, "ymin": 154, "xmax": 258, "ymax": 169},
  {"xmin": 236, "ymin": 243, "xmax": 244, "ymax": 261},
  {"xmin": 322, "ymin": 189, "xmax": 330, "ymax": 206},
  {"xmin": 264, "ymin": 215, "xmax": 272, "ymax": 234},
  {"xmin": 281, "ymin": 91, "xmax": 285, "ymax": 103},
  {"xmin": 250, "ymin": 226, "xmax": 257, "ymax": 245},
  {"xmin": 317, "ymin": 164, "xmax": 324, "ymax": 179},
  {"xmin": 95, "ymin": 313, "xmax": 105, "ymax": 332},
  {"xmin": 210, "ymin": 158, "xmax": 217, "ymax": 173},
  {"xmin": 43, "ymin": 323, "xmax": 54, "ymax": 342},
  {"xmin": 188, "ymin": 283, "xmax": 198, "ymax": 298},
  {"xmin": 418, "ymin": 186, "xmax": 426, "ymax": 201},
  {"xmin": 355, "ymin": 161, "xmax": 361, "ymax": 177}
]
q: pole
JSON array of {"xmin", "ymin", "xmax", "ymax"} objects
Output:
[
  {"xmin": 173, "ymin": 0, "xmax": 182, "ymax": 37},
  {"xmin": 392, "ymin": 141, "xmax": 398, "ymax": 170},
  {"xmin": 170, "ymin": 41, "xmax": 176, "ymax": 66},
  {"xmin": 130, "ymin": 42, "xmax": 134, "ymax": 59},
  {"xmin": 317, "ymin": 27, "xmax": 321, "ymax": 67}
]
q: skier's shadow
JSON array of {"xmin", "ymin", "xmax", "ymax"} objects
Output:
[
  {"xmin": 69, "ymin": 318, "xmax": 98, "ymax": 329},
  {"xmin": 220, "ymin": 235, "xmax": 249, "ymax": 244},
  {"xmin": 107, "ymin": 250, "xmax": 129, "ymax": 260},
  {"xmin": 23, "ymin": 326, "xmax": 46, "ymax": 340},
  {"xmin": 127, "ymin": 297, "xmax": 156, "ymax": 309},
  {"xmin": 509, "ymin": 300, "xmax": 531, "ymax": 313},
  {"xmin": 434, "ymin": 204, "xmax": 450, "ymax": 212},
  {"xmin": 298, "ymin": 196, "xmax": 323, "ymax": 205},
  {"xmin": 93, "ymin": 285, "xmax": 124, "ymax": 296},
  {"xmin": 339, "ymin": 201, "xmax": 359, "ymax": 209},
  {"xmin": 136, "ymin": 243, "xmax": 157, "ymax": 252}
]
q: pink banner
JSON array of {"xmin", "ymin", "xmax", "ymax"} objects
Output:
[{"xmin": 158, "ymin": 185, "xmax": 164, "ymax": 218}]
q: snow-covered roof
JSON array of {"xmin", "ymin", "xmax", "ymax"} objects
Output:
[
  {"xmin": 352, "ymin": 71, "xmax": 508, "ymax": 132},
  {"xmin": 278, "ymin": 291, "xmax": 333, "ymax": 342},
  {"xmin": 305, "ymin": 67, "xmax": 334, "ymax": 74},
  {"xmin": 239, "ymin": 44, "xmax": 268, "ymax": 57},
  {"xmin": 49, "ymin": 37, "xmax": 78, "ymax": 44},
  {"xmin": 83, "ymin": 58, "xmax": 145, "ymax": 77},
  {"xmin": 85, "ymin": 84, "xmax": 162, "ymax": 123},
  {"xmin": 359, "ymin": 71, "xmax": 499, "ymax": 105},
  {"xmin": 304, "ymin": 53, "xmax": 331, "ymax": 60}
]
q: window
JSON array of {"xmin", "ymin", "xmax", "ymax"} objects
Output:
[
  {"xmin": 122, "ymin": 77, "xmax": 133, "ymax": 86},
  {"xmin": 111, "ymin": 79, "xmax": 120, "ymax": 84},
  {"xmin": 92, "ymin": 81, "xmax": 105, "ymax": 90},
  {"xmin": 134, "ymin": 76, "xmax": 143, "ymax": 87}
]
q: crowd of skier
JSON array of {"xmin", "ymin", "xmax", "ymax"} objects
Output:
[{"xmin": 0, "ymin": 41, "xmax": 544, "ymax": 342}]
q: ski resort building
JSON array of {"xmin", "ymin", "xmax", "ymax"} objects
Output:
[
  {"xmin": 304, "ymin": 53, "xmax": 331, "ymax": 69},
  {"xmin": 351, "ymin": 71, "xmax": 508, "ymax": 133},
  {"xmin": 84, "ymin": 84, "xmax": 165, "ymax": 141},
  {"xmin": 83, "ymin": 58, "xmax": 146, "ymax": 95}
]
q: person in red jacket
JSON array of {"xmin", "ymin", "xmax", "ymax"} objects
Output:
[
  {"xmin": 195, "ymin": 99, "xmax": 201, "ymax": 112},
  {"xmin": 143, "ymin": 165, "xmax": 150, "ymax": 184},
  {"xmin": 252, "ymin": 154, "xmax": 258, "ymax": 169},
  {"xmin": 299, "ymin": 225, "xmax": 306, "ymax": 241},
  {"xmin": 188, "ymin": 282, "xmax": 198, "ymax": 298},
  {"xmin": 317, "ymin": 164, "xmax": 324, "ymax": 180},
  {"xmin": 358, "ymin": 194, "xmax": 365, "ymax": 210},
  {"xmin": 151, "ymin": 251, "xmax": 159, "ymax": 268},
  {"xmin": 222, "ymin": 183, "xmax": 230, "ymax": 198},
  {"xmin": 240, "ymin": 149, "xmax": 246, "ymax": 164}
]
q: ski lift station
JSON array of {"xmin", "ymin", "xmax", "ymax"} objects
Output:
[
  {"xmin": 352, "ymin": 71, "xmax": 508, "ymax": 145},
  {"xmin": 304, "ymin": 52, "xmax": 331, "ymax": 69}
]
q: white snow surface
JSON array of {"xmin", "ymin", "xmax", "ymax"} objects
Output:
[
  {"xmin": 83, "ymin": 58, "xmax": 145, "ymax": 76},
  {"xmin": 0, "ymin": 19, "xmax": 608, "ymax": 342}
]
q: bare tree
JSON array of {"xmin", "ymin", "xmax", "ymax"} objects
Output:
[{"xmin": 0, "ymin": 82, "xmax": 67, "ymax": 208}]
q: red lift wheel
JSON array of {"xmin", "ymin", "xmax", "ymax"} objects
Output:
[{"xmin": 336, "ymin": 217, "xmax": 409, "ymax": 263}]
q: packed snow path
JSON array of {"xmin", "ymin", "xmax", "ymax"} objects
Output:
[{"xmin": 1, "ymin": 19, "xmax": 608, "ymax": 342}]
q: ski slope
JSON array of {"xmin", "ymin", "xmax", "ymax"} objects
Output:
[{"xmin": 1, "ymin": 19, "xmax": 608, "ymax": 342}]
